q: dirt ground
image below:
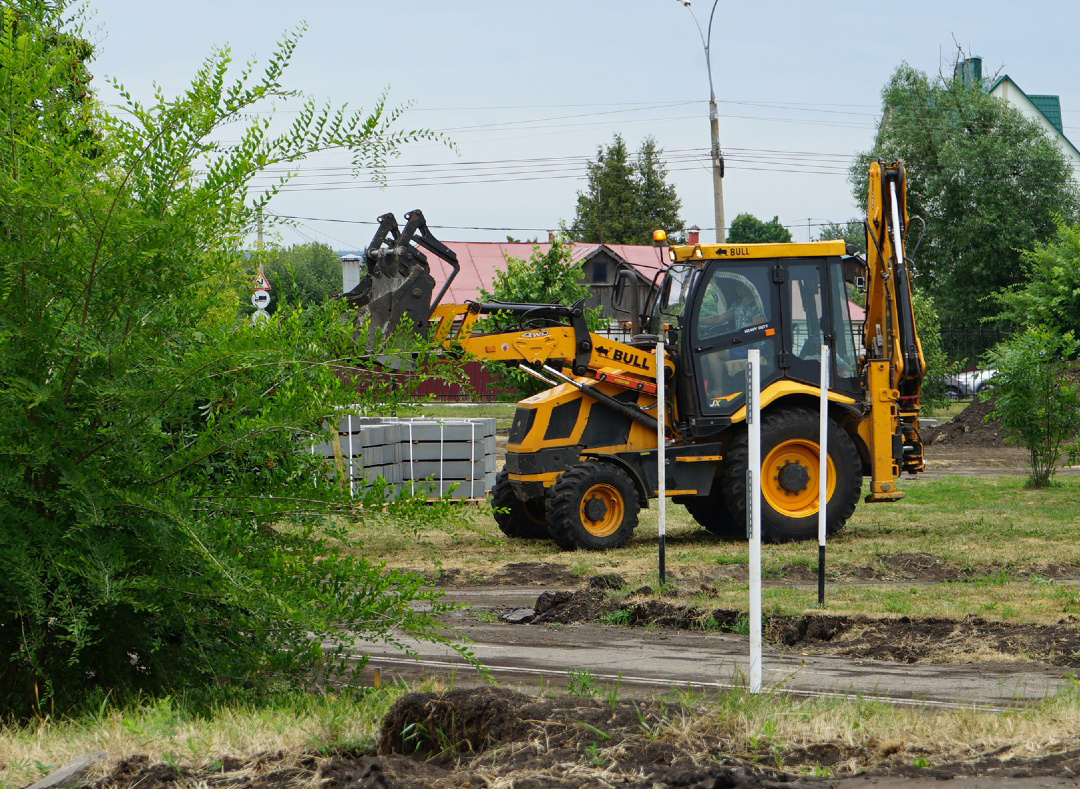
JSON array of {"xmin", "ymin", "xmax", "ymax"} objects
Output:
[
  {"xmin": 922, "ymin": 397, "xmax": 1006, "ymax": 448},
  {"xmin": 87, "ymin": 683, "xmax": 1080, "ymax": 789},
  {"xmin": 79, "ymin": 403, "xmax": 1080, "ymax": 789}
]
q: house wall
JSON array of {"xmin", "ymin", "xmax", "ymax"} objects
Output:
[
  {"xmin": 990, "ymin": 79, "xmax": 1080, "ymax": 171},
  {"xmin": 580, "ymin": 252, "xmax": 651, "ymax": 329}
]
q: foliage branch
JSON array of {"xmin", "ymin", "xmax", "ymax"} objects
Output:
[{"xmin": 0, "ymin": 1, "xmax": 464, "ymax": 716}]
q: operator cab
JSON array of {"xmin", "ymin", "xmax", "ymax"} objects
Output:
[{"xmin": 649, "ymin": 244, "xmax": 862, "ymax": 437}]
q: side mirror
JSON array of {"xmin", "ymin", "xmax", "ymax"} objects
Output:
[
  {"xmin": 612, "ymin": 268, "xmax": 638, "ymax": 315},
  {"xmin": 612, "ymin": 267, "xmax": 643, "ymax": 334}
]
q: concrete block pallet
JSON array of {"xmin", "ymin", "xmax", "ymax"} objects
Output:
[{"xmin": 314, "ymin": 415, "xmax": 498, "ymax": 500}]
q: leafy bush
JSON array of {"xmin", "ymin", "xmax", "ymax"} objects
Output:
[
  {"xmin": 984, "ymin": 327, "xmax": 1080, "ymax": 488},
  {"xmin": 994, "ymin": 221, "xmax": 1080, "ymax": 337},
  {"xmin": 260, "ymin": 242, "xmax": 347, "ymax": 312},
  {"xmin": 727, "ymin": 213, "xmax": 793, "ymax": 243},
  {"xmin": 0, "ymin": 3, "xmax": 459, "ymax": 716},
  {"xmin": 912, "ymin": 289, "xmax": 951, "ymax": 410}
]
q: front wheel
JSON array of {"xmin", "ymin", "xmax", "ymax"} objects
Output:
[
  {"xmin": 491, "ymin": 471, "xmax": 549, "ymax": 539},
  {"xmin": 722, "ymin": 407, "xmax": 862, "ymax": 543},
  {"xmin": 547, "ymin": 463, "xmax": 639, "ymax": 551}
]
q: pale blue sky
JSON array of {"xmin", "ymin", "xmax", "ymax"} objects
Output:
[{"xmin": 85, "ymin": 1, "xmax": 1080, "ymax": 247}]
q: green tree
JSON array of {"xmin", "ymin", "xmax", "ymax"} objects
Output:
[
  {"xmin": 261, "ymin": 241, "xmax": 344, "ymax": 312},
  {"xmin": 912, "ymin": 289, "xmax": 950, "ymax": 410},
  {"xmin": 816, "ymin": 219, "xmax": 865, "ymax": 251},
  {"xmin": 994, "ymin": 221, "xmax": 1080, "ymax": 336},
  {"xmin": 568, "ymin": 134, "xmax": 684, "ymax": 244},
  {"xmin": 634, "ymin": 136, "xmax": 683, "ymax": 240},
  {"xmin": 0, "ymin": 3, "xmax": 459, "ymax": 715},
  {"xmin": 851, "ymin": 63, "xmax": 1079, "ymax": 327},
  {"xmin": 727, "ymin": 213, "xmax": 793, "ymax": 243},
  {"xmin": 985, "ymin": 328, "xmax": 1080, "ymax": 487},
  {"xmin": 478, "ymin": 237, "xmax": 603, "ymax": 395}
]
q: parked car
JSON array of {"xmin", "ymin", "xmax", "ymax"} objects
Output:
[{"xmin": 943, "ymin": 369, "xmax": 996, "ymax": 399}]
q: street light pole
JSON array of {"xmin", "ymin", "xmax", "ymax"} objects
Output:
[{"xmin": 678, "ymin": 0, "xmax": 725, "ymax": 242}]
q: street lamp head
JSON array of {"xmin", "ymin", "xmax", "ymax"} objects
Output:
[{"xmin": 677, "ymin": 0, "xmax": 691, "ymax": 6}]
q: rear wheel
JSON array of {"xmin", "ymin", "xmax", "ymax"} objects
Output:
[
  {"xmin": 682, "ymin": 480, "xmax": 743, "ymax": 539},
  {"xmin": 547, "ymin": 463, "xmax": 639, "ymax": 551},
  {"xmin": 722, "ymin": 407, "xmax": 862, "ymax": 543},
  {"xmin": 491, "ymin": 471, "xmax": 549, "ymax": 539}
]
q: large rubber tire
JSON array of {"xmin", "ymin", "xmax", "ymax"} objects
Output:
[
  {"xmin": 547, "ymin": 463, "xmax": 639, "ymax": 551},
  {"xmin": 491, "ymin": 471, "xmax": 549, "ymax": 540},
  {"xmin": 682, "ymin": 480, "xmax": 744, "ymax": 539},
  {"xmin": 721, "ymin": 407, "xmax": 862, "ymax": 543}
]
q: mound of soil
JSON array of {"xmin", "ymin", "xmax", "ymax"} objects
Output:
[
  {"xmin": 532, "ymin": 588, "xmax": 620, "ymax": 624},
  {"xmin": 378, "ymin": 687, "xmax": 533, "ymax": 757},
  {"xmin": 923, "ymin": 398, "xmax": 1007, "ymax": 448}
]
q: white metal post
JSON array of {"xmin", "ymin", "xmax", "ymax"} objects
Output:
[
  {"xmin": 346, "ymin": 415, "xmax": 355, "ymax": 498},
  {"xmin": 818, "ymin": 345, "xmax": 830, "ymax": 606},
  {"xmin": 747, "ymin": 349, "xmax": 762, "ymax": 693},
  {"xmin": 656, "ymin": 337, "xmax": 667, "ymax": 583}
]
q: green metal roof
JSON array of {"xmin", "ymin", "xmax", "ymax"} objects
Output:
[
  {"xmin": 1028, "ymin": 95, "xmax": 1064, "ymax": 134},
  {"xmin": 987, "ymin": 74, "xmax": 1070, "ymax": 138}
]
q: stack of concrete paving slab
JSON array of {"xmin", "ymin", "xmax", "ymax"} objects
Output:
[
  {"xmin": 311, "ymin": 416, "xmax": 402, "ymax": 498},
  {"xmin": 311, "ymin": 415, "xmax": 496, "ymax": 500},
  {"xmin": 397, "ymin": 418, "xmax": 497, "ymax": 499}
]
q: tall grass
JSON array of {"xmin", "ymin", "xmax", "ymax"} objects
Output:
[
  {"xmin": 5, "ymin": 680, "xmax": 1080, "ymax": 785},
  {"xmin": 0, "ymin": 687, "xmax": 414, "ymax": 789}
]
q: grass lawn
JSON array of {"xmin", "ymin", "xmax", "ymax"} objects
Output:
[
  {"xmin": 347, "ymin": 474, "xmax": 1080, "ymax": 626},
  {"xmin": 7, "ymin": 454, "xmax": 1080, "ymax": 787}
]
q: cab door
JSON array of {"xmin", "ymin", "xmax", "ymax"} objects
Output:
[
  {"xmin": 686, "ymin": 261, "xmax": 781, "ymax": 425},
  {"xmin": 779, "ymin": 258, "xmax": 862, "ymax": 393}
]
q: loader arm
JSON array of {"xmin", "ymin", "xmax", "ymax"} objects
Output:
[
  {"xmin": 862, "ymin": 161, "xmax": 925, "ymax": 500},
  {"xmin": 430, "ymin": 299, "xmax": 666, "ymax": 431},
  {"xmin": 345, "ymin": 212, "xmax": 669, "ymax": 430}
]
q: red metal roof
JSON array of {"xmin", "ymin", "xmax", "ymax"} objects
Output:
[{"xmin": 431, "ymin": 242, "xmax": 667, "ymax": 304}]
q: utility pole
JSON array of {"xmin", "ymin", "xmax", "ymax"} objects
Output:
[
  {"xmin": 678, "ymin": 0, "xmax": 726, "ymax": 242},
  {"xmin": 708, "ymin": 92, "xmax": 725, "ymax": 243}
]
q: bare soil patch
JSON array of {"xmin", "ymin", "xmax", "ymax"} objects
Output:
[
  {"xmin": 520, "ymin": 585, "xmax": 1080, "ymax": 670},
  {"xmin": 852, "ymin": 553, "xmax": 1080, "ymax": 582}
]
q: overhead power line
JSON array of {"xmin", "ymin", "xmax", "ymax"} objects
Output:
[
  {"xmin": 243, "ymin": 145, "xmax": 858, "ymax": 193},
  {"xmin": 266, "ymin": 212, "xmax": 860, "ymax": 236}
]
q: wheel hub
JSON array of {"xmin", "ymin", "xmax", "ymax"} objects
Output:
[
  {"xmin": 777, "ymin": 459, "xmax": 811, "ymax": 494},
  {"xmin": 583, "ymin": 497, "xmax": 608, "ymax": 522},
  {"xmin": 762, "ymin": 438, "xmax": 835, "ymax": 519}
]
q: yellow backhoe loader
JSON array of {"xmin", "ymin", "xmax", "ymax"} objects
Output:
[{"xmin": 344, "ymin": 161, "xmax": 924, "ymax": 550}]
